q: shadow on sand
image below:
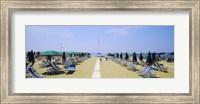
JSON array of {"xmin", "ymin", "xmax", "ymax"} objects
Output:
[
  {"xmin": 42, "ymin": 71, "xmax": 65, "ymax": 75},
  {"xmin": 128, "ymin": 68, "xmax": 140, "ymax": 72},
  {"xmin": 65, "ymin": 71, "xmax": 76, "ymax": 75}
]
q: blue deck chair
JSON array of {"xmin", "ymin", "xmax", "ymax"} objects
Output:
[
  {"xmin": 136, "ymin": 65, "xmax": 148, "ymax": 74},
  {"xmin": 141, "ymin": 67, "xmax": 157, "ymax": 78},
  {"xmin": 63, "ymin": 61, "xmax": 72, "ymax": 68},
  {"xmin": 137, "ymin": 66, "xmax": 152, "ymax": 76},
  {"xmin": 27, "ymin": 67, "xmax": 43, "ymax": 78},
  {"xmin": 65, "ymin": 64, "xmax": 76, "ymax": 72}
]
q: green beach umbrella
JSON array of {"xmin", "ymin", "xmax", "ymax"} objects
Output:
[{"xmin": 40, "ymin": 50, "xmax": 62, "ymax": 56}]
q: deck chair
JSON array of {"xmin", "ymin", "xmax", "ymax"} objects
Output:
[
  {"xmin": 116, "ymin": 59, "xmax": 120, "ymax": 64},
  {"xmin": 65, "ymin": 64, "xmax": 76, "ymax": 73},
  {"xmin": 121, "ymin": 60, "xmax": 127, "ymax": 67},
  {"xmin": 39, "ymin": 61, "xmax": 50, "ymax": 68},
  {"xmin": 140, "ymin": 61, "xmax": 145, "ymax": 66},
  {"xmin": 26, "ymin": 70, "xmax": 33, "ymax": 78},
  {"xmin": 141, "ymin": 67, "xmax": 157, "ymax": 78},
  {"xmin": 127, "ymin": 62, "xmax": 137, "ymax": 70},
  {"xmin": 137, "ymin": 65, "xmax": 148, "ymax": 74},
  {"xmin": 27, "ymin": 67, "xmax": 43, "ymax": 78},
  {"xmin": 76, "ymin": 58, "xmax": 82, "ymax": 63},
  {"xmin": 47, "ymin": 62, "xmax": 61, "ymax": 75},
  {"xmin": 137, "ymin": 66, "xmax": 151, "ymax": 76},
  {"xmin": 63, "ymin": 60, "xmax": 72, "ymax": 68},
  {"xmin": 156, "ymin": 63, "xmax": 168, "ymax": 72},
  {"xmin": 52, "ymin": 62, "xmax": 61, "ymax": 70}
]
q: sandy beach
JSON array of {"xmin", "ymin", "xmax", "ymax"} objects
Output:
[{"xmin": 31, "ymin": 56, "xmax": 174, "ymax": 78}]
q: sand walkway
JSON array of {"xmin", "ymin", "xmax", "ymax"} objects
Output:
[{"xmin": 92, "ymin": 58, "xmax": 101, "ymax": 78}]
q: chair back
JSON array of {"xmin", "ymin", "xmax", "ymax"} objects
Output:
[
  {"xmin": 27, "ymin": 67, "xmax": 43, "ymax": 78},
  {"xmin": 70, "ymin": 64, "xmax": 76, "ymax": 68},
  {"xmin": 50, "ymin": 62, "xmax": 59, "ymax": 71}
]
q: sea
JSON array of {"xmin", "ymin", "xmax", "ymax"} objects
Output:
[{"xmin": 90, "ymin": 53, "xmax": 107, "ymax": 57}]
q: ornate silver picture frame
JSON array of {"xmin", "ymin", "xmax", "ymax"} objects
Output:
[{"xmin": 0, "ymin": 0, "xmax": 199, "ymax": 103}]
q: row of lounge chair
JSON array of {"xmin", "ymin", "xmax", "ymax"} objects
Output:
[
  {"xmin": 26, "ymin": 61, "xmax": 76, "ymax": 78},
  {"xmin": 111, "ymin": 57, "xmax": 168, "ymax": 72},
  {"xmin": 108, "ymin": 57, "xmax": 157, "ymax": 78},
  {"xmin": 108, "ymin": 57, "xmax": 137, "ymax": 71},
  {"xmin": 26, "ymin": 56, "xmax": 89, "ymax": 78}
]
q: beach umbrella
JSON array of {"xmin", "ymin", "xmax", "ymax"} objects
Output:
[
  {"xmin": 40, "ymin": 50, "xmax": 62, "ymax": 56},
  {"xmin": 120, "ymin": 53, "xmax": 123, "ymax": 59},
  {"xmin": 139, "ymin": 52, "xmax": 143, "ymax": 61},
  {"xmin": 28, "ymin": 50, "xmax": 35, "ymax": 62},
  {"xmin": 27, "ymin": 51, "xmax": 30, "ymax": 58},
  {"xmin": 116, "ymin": 53, "xmax": 119, "ymax": 58},
  {"xmin": 152, "ymin": 52, "xmax": 156, "ymax": 63},
  {"xmin": 70, "ymin": 54, "xmax": 73, "ymax": 57},
  {"xmin": 28, "ymin": 50, "xmax": 35, "ymax": 67},
  {"xmin": 125, "ymin": 52, "xmax": 129, "ymax": 60},
  {"xmin": 62, "ymin": 52, "xmax": 66, "ymax": 61},
  {"xmin": 37, "ymin": 52, "xmax": 40, "ymax": 57},
  {"xmin": 132, "ymin": 52, "xmax": 137, "ymax": 62},
  {"xmin": 146, "ymin": 51, "xmax": 152, "ymax": 65}
]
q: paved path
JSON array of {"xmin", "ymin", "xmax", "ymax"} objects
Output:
[{"xmin": 92, "ymin": 58, "xmax": 101, "ymax": 78}]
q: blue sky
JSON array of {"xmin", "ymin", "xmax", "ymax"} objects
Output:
[{"xmin": 26, "ymin": 25, "xmax": 174, "ymax": 53}]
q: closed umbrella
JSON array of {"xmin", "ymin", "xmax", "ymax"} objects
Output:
[
  {"xmin": 125, "ymin": 52, "xmax": 129, "ymax": 61},
  {"xmin": 120, "ymin": 53, "xmax": 123, "ymax": 59},
  {"xmin": 116, "ymin": 53, "xmax": 119, "ymax": 58},
  {"xmin": 139, "ymin": 52, "xmax": 143, "ymax": 61},
  {"xmin": 28, "ymin": 50, "xmax": 35, "ymax": 67},
  {"xmin": 132, "ymin": 52, "xmax": 137, "ymax": 62},
  {"xmin": 146, "ymin": 51, "xmax": 152, "ymax": 65},
  {"xmin": 62, "ymin": 52, "xmax": 66, "ymax": 61},
  {"xmin": 152, "ymin": 52, "xmax": 156, "ymax": 63}
]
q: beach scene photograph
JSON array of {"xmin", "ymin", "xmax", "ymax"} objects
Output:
[{"xmin": 26, "ymin": 25, "xmax": 174, "ymax": 78}]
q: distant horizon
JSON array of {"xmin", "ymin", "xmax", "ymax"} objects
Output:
[
  {"xmin": 26, "ymin": 50, "xmax": 174, "ymax": 54},
  {"xmin": 26, "ymin": 25, "xmax": 174, "ymax": 53}
]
